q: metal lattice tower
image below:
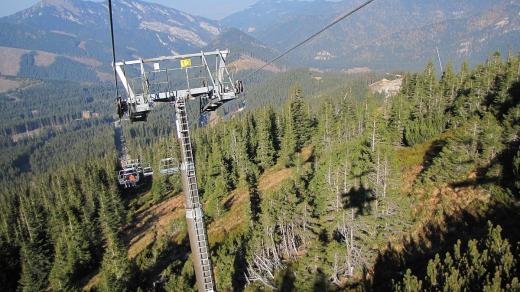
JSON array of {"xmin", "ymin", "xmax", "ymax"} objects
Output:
[
  {"xmin": 176, "ymin": 98, "xmax": 215, "ymax": 290},
  {"xmin": 114, "ymin": 50, "xmax": 242, "ymax": 291}
]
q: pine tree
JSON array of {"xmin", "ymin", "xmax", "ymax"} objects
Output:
[
  {"xmin": 441, "ymin": 62, "xmax": 457, "ymax": 104},
  {"xmin": 207, "ymin": 175, "xmax": 227, "ymax": 218},
  {"xmin": 18, "ymin": 191, "xmax": 52, "ymax": 292},
  {"xmin": 97, "ymin": 169, "xmax": 131, "ymax": 291},
  {"xmin": 394, "ymin": 223, "xmax": 519, "ymax": 291},
  {"xmin": 256, "ymin": 108, "xmax": 278, "ymax": 171},
  {"xmin": 289, "ymin": 87, "xmax": 311, "ymax": 152},
  {"xmin": 0, "ymin": 234, "xmax": 20, "ymax": 290},
  {"xmin": 165, "ymin": 257, "xmax": 196, "ymax": 291},
  {"xmin": 279, "ymin": 110, "xmax": 297, "ymax": 167},
  {"xmin": 49, "ymin": 215, "xmax": 92, "ymax": 290},
  {"xmin": 19, "ymin": 241, "xmax": 52, "ymax": 291},
  {"xmin": 99, "ymin": 233, "xmax": 132, "ymax": 292},
  {"xmin": 246, "ymin": 163, "xmax": 261, "ymax": 223},
  {"xmin": 514, "ymin": 149, "xmax": 520, "ymax": 190},
  {"xmin": 478, "ymin": 113, "xmax": 504, "ymax": 163}
]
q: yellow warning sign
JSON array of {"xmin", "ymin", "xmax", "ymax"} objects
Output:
[{"xmin": 180, "ymin": 58, "xmax": 192, "ymax": 68}]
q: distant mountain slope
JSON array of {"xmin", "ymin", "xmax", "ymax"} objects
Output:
[
  {"xmin": 1, "ymin": 0, "xmax": 518, "ymax": 83},
  {"xmin": 223, "ymin": 0, "xmax": 520, "ymax": 71},
  {"xmin": 0, "ymin": 0, "xmax": 226, "ymax": 81},
  {"xmin": 204, "ymin": 28, "xmax": 282, "ymax": 73},
  {"xmin": 8, "ymin": 0, "xmax": 222, "ymax": 55},
  {"xmin": 206, "ymin": 28, "xmax": 278, "ymax": 62}
]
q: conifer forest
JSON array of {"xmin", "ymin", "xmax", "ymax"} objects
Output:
[{"xmin": 1, "ymin": 52, "xmax": 519, "ymax": 291}]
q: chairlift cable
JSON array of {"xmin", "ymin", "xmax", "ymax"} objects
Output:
[
  {"xmin": 244, "ymin": 0, "xmax": 376, "ymax": 81},
  {"xmin": 107, "ymin": 0, "xmax": 133, "ymax": 186},
  {"xmin": 107, "ymin": 0, "xmax": 120, "ymax": 103}
]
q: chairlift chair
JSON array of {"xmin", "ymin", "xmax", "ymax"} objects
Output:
[
  {"xmin": 118, "ymin": 168, "xmax": 140, "ymax": 188},
  {"xmin": 123, "ymin": 159, "xmax": 142, "ymax": 170},
  {"xmin": 159, "ymin": 157, "xmax": 179, "ymax": 175},
  {"xmin": 142, "ymin": 163, "xmax": 154, "ymax": 177},
  {"xmin": 117, "ymin": 158, "xmax": 154, "ymax": 187}
]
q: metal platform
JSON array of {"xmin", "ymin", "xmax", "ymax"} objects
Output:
[{"xmin": 114, "ymin": 50, "xmax": 243, "ymax": 121}]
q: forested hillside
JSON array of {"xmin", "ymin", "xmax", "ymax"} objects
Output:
[
  {"xmin": 0, "ymin": 79, "xmax": 115, "ymax": 181},
  {"xmin": 0, "ymin": 53, "xmax": 519, "ymax": 291}
]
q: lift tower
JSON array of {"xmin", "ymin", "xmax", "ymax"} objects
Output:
[{"xmin": 114, "ymin": 50, "xmax": 243, "ymax": 291}]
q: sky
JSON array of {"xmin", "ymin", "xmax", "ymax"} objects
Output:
[{"xmin": 0, "ymin": 0, "xmax": 259, "ymax": 19}]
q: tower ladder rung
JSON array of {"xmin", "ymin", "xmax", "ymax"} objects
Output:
[{"xmin": 176, "ymin": 96, "xmax": 214, "ymax": 291}]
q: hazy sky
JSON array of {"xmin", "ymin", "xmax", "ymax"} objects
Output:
[{"xmin": 0, "ymin": 0, "xmax": 259, "ymax": 19}]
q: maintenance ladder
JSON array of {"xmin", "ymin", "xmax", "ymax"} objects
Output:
[{"xmin": 176, "ymin": 98, "xmax": 215, "ymax": 291}]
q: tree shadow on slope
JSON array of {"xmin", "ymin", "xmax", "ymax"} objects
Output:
[
  {"xmin": 369, "ymin": 201, "xmax": 520, "ymax": 291},
  {"xmin": 450, "ymin": 139, "xmax": 520, "ymax": 197},
  {"xmin": 119, "ymin": 176, "xmax": 154, "ymax": 202},
  {"xmin": 484, "ymin": 79, "xmax": 520, "ymax": 122},
  {"xmin": 343, "ymin": 185, "xmax": 375, "ymax": 216},
  {"xmin": 135, "ymin": 234, "xmax": 190, "ymax": 290},
  {"xmin": 231, "ymin": 234, "xmax": 250, "ymax": 291},
  {"xmin": 417, "ymin": 139, "xmax": 447, "ymax": 178}
]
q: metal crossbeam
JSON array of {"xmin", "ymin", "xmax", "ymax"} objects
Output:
[
  {"xmin": 114, "ymin": 50, "xmax": 242, "ymax": 121},
  {"xmin": 114, "ymin": 50, "xmax": 229, "ymax": 66}
]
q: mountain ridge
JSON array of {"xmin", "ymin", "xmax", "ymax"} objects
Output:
[
  {"xmin": 0, "ymin": 0, "xmax": 229, "ymax": 82},
  {"xmin": 223, "ymin": 0, "xmax": 520, "ymax": 71},
  {"xmin": 0, "ymin": 0, "xmax": 518, "ymax": 83},
  {"xmin": 0, "ymin": 0, "xmax": 279, "ymax": 83},
  {"xmin": 2, "ymin": 0, "xmax": 222, "ymax": 55}
]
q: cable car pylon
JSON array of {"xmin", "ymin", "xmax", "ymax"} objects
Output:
[
  {"xmin": 113, "ymin": 49, "xmax": 243, "ymax": 292},
  {"xmin": 107, "ymin": 4, "xmax": 242, "ymax": 291}
]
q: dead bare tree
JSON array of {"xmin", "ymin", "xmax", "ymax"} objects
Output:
[
  {"xmin": 246, "ymin": 237, "xmax": 284, "ymax": 289},
  {"xmin": 246, "ymin": 215, "xmax": 304, "ymax": 288},
  {"xmin": 330, "ymin": 208, "xmax": 369, "ymax": 284}
]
